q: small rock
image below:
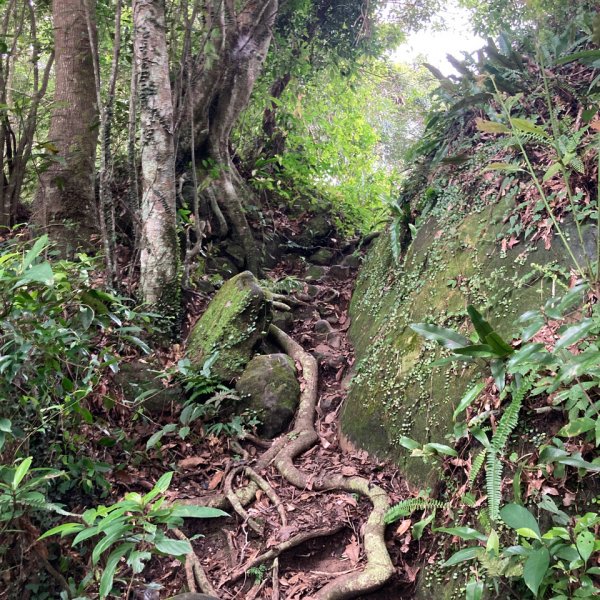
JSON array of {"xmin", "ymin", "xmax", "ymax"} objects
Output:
[
  {"xmin": 341, "ymin": 254, "xmax": 362, "ymax": 269},
  {"xmin": 309, "ymin": 248, "xmax": 335, "ymax": 266},
  {"xmin": 272, "ymin": 310, "xmax": 294, "ymax": 332},
  {"xmin": 236, "ymin": 354, "xmax": 301, "ymax": 438},
  {"xmin": 305, "ymin": 284, "xmax": 320, "ymax": 298},
  {"xmin": 305, "ymin": 264, "xmax": 328, "ymax": 281},
  {"xmin": 329, "ymin": 265, "xmax": 350, "ymax": 280},
  {"xmin": 320, "ymin": 288, "xmax": 339, "ymax": 303},
  {"xmin": 295, "ymin": 214, "xmax": 331, "ymax": 245},
  {"xmin": 195, "ymin": 279, "xmax": 216, "ymax": 295},
  {"xmin": 314, "ymin": 319, "xmax": 334, "ymax": 334}
]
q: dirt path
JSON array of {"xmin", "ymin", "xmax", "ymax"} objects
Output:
[{"xmin": 159, "ymin": 259, "xmax": 420, "ymax": 600}]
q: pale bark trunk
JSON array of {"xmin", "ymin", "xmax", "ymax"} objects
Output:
[
  {"xmin": 33, "ymin": 0, "xmax": 99, "ymax": 255},
  {"xmin": 175, "ymin": 0, "xmax": 279, "ymax": 275},
  {"xmin": 134, "ymin": 0, "xmax": 179, "ymax": 313}
]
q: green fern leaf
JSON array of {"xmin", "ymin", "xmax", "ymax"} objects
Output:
[
  {"xmin": 486, "ymin": 376, "xmax": 534, "ymax": 521},
  {"xmin": 469, "ymin": 449, "xmax": 487, "ymax": 486},
  {"xmin": 384, "ymin": 498, "xmax": 446, "ymax": 525},
  {"xmin": 486, "ymin": 450, "xmax": 503, "ymax": 522}
]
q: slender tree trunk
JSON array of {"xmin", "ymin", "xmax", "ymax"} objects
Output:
[
  {"xmin": 133, "ymin": 0, "xmax": 179, "ymax": 317},
  {"xmin": 33, "ymin": 0, "xmax": 99, "ymax": 255}
]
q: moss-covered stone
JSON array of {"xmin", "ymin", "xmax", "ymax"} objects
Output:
[
  {"xmin": 309, "ymin": 248, "xmax": 335, "ymax": 265},
  {"xmin": 236, "ymin": 353, "xmax": 300, "ymax": 438},
  {"xmin": 186, "ymin": 271, "xmax": 272, "ymax": 382},
  {"xmin": 341, "ymin": 193, "xmax": 594, "ymax": 488}
]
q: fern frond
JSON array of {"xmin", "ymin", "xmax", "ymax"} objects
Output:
[
  {"xmin": 486, "ymin": 376, "xmax": 534, "ymax": 521},
  {"xmin": 491, "ymin": 377, "xmax": 533, "ymax": 453},
  {"xmin": 384, "ymin": 498, "xmax": 447, "ymax": 525},
  {"xmin": 469, "ymin": 449, "xmax": 487, "ymax": 486},
  {"xmin": 486, "ymin": 450, "xmax": 503, "ymax": 522}
]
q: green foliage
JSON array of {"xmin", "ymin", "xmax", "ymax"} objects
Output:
[
  {"xmin": 40, "ymin": 471, "xmax": 228, "ymax": 598},
  {"xmin": 442, "ymin": 504, "xmax": 600, "ymax": 599},
  {"xmin": 385, "ymin": 496, "xmax": 446, "ymax": 525},
  {"xmin": 146, "ymin": 356, "xmax": 259, "ymax": 450},
  {"xmin": 0, "ymin": 457, "xmax": 69, "ymax": 528},
  {"xmin": 0, "ymin": 235, "xmax": 151, "ymax": 481}
]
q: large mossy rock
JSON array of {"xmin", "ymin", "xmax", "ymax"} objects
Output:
[
  {"xmin": 236, "ymin": 353, "xmax": 300, "ymax": 438},
  {"xmin": 187, "ymin": 271, "xmax": 272, "ymax": 381},
  {"xmin": 341, "ymin": 195, "xmax": 595, "ymax": 488}
]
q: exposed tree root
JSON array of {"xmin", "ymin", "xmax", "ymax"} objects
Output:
[
  {"xmin": 272, "ymin": 557, "xmax": 280, "ymax": 600},
  {"xmin": 182, "ymin": 324, "xmax": 394, "ymax": 599},
  {"xmin": 173, "ymin": 528, "xmax": 219, "ymax": 597},
  {"xmin": 224, "ymin": 467, "xmax": 263, "ymax": 535},
  {"xmin": 228, "ymin": 524, "xmax": 345, "ymax": 582},
  {"xmin": 244, "ymin": 466, "xmax": 287, "ymax": 527}
]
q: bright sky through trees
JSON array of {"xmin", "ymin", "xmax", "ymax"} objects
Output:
[{"xmin": 392, "ymin": 2, "xmax": 484, "ymax": 75}]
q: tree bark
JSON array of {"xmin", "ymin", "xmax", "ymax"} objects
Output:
[
  {"xmin": 33, "ymin": 0, "xmax": 99, "ymax": 255},
  {"xmin": 175, "ymin": 0, "xmax": 279, "ymax": 275},
  {"xmin": 134, "ymin": 0, "xmax": 179, "ymax": 317}
]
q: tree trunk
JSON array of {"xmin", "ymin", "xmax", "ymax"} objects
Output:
[
  {"xmin": 33, "ymin": 0, "xmax": 99, "ymax": 255},
  {"xmin": 175, "ymin": 0, "xmax": 279, "ymax": 275},
  {"xmin": 134, "ymin": 0, "xmax": 179, "ymax": 318}
]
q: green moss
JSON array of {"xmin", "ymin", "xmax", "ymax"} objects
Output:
[
  {"xmin": 341, "ymin": 193, "xmax": 592, "ymax": 488},
  {"xmin": 187, "ymin": 271, "xmax": 272, "ymax": 381}
]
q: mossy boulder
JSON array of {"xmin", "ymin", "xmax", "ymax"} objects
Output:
[
  {"xmin": 236, "ymin": 353, "xmax": 300, "ymax": 438},
  {"xmin": 341, "ymin": 192, "xmax": 595, "ymax": 488},
  {"xmin": 187, "ymin": 271, "xmax": 272, "ymax": 382}
]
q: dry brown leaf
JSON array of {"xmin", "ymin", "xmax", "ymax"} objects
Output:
[
  {"xmin": 344, "ymin": 535, "xmax": 360, "ymax": 566},
  {"xmin": 395, "ymin": 519, "xmax": 412, "ymax": 537},
  {"xmin": 208, "ymin": 470, "xmax": 224, "ymax": 490},
  {"xmin": 178, "ymin": 456, "xmax": 207, "ymax": 469}
]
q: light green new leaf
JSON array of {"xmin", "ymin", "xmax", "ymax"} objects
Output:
[
  {"xmin": 413, "ymin": 510, "xmax": 436, "ymax": 540},
  {"xmin": 423, "ymin": 443, "xmax": 458, "ymax": 457},
  {"xmin": 13, "ymin": 457, "xmax": 33, "ymax": 489},
  {"xmin": 523, "ymin": 545, "xmax": 549, "ymax": 596},
  {"xmin": 0, "ymin": 418, "xmax": 11, "ymax": 432},
  {"xmin": 38, "ymin": 522, "xmax": 84, "ymax": 540},
  {"xmin": 543, "ymin": 162, "xmax": 562, "ymax": 182},
  {"xmin": 475, "ymin": 118, "xmax": 510, "ymax": 134},
  {"xmin": 21, "ymin": 235, "xmax": 49, "ymax": 272},
  {"xmin": 554, "ymin": 319, "xmax": 594, "ymax": 350},
  {"xmin": 15, "ymin": 262, "xmax": 54, "ymax": 287},
  {"xmin": 558, "ymin": 417, "xmax": 596, "ymax": 438},
  {"xmin": 398, "ymin": 436, "xmax": 421, "ymax": 451},
  {"xmin": 466, "ymin": 579, "xmax": 484, "ymax": 600},
  {"xmin": 511, "ymin": 117, "xmax": 549, "ymax": 139},
  {"xmin": 434, "ymin": 526, "xmax": 487, "ymax": 541},
  {"xmin": 127, "ymin": 550, "xmax": 152, "ymax": 574},
  {"xmin": 169, "ymin": 505, "xmax": 229, "ymax": 519}
]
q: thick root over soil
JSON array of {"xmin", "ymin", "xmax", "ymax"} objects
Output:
[{"xmin": 184, "ymin": 325, "xmax": 394, "ymax": 599}]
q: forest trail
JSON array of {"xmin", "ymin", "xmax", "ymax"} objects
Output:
[{"xmin": 153, "ymin": 252, "xmax": 418, "ymax": 600}]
